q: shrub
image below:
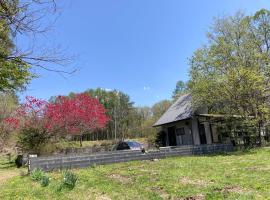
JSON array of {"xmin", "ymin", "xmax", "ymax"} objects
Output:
[
  {"xmin": 15, "ymin": 155, "xmax": 23, "ymax": 168},
  {"xmin": 40, "ymin": 175, "xmax": 50, "ymax": 187},
  {"xmin": 18, "ymin": 127, "xmax": 50, "ymax": 154},
  {"xmin": 155, "ymin": 131, "xmax": 167, "ymax": 147},
  {"xmin": 39, "ymin": 143, "xmax": 57, "ymax": 156},
  {"xmin": 31, "ymin": 168, "xmax": 45, "ymax": 181},
  {"xmin": 61, "ymin": 170, "xmax": 78, "ymax": 190}
]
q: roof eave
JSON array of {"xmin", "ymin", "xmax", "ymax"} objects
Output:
[{"xmin": 152, "ymin": 117, "xmax": 192, "ymax": 127}]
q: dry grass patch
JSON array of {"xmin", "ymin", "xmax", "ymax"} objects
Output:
[
  {"xmin": 0, "ymin": 170, "xmax": 19, "ymax": 184},
  {"xmin": 179, "ymin": 176, "xmax": 210, "ymax": 187},
  {"xmin": 150, "ymin": 186, "xmax": 170, "ymax": 199},
  {"xmin": 96, "ymin": 194, "xmax": 112, "ymax": 200},
  {"xmin": 216, "ymin": 185, "xmax": 248, "ymax": 194},
  {"xmin": 180, "ymin": 194, "xmax": 205, "ymax": 200},
  {"xmin": 108, "ymin": 173, "xmax": 131, "ymax": 184}
]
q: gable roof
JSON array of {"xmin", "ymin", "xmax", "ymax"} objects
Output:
[{"xmin": 153, "ymin": 93, "xmax": 193, "ymax": 127}]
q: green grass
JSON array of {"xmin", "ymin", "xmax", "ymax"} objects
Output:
[{"xmin": 1, "ymin": 148, "xmax": 270, "ymax": 199}]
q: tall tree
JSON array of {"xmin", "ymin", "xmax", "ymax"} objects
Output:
[
  {"xmin": 172, "ymin": 80, "xmax": 188, "ymax": 100},
  {"xmin": 0, "ymin": 92, "xmax": 18, "ymax": 144},
  {"xmin": 152, "ymin": 100, "xmax": 172, "ymax": 120},
  {"xmin": 0, "ymin": 1, "xmax": 32, "ymax": 91},
  {"xmin": 83, "ymin": 88, "xmax": 134, "ymax": 140},
  {"xmin": 189, "ymin": 9, "xmax": 270, "ymax": 143}
]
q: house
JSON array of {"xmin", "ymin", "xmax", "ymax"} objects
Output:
[{"xmin": 153, "ymin": 93, "xmax": 224, "ymax": 146}]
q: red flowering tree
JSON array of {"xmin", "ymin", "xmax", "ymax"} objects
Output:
[
  {"xmin": 45, "ymin": 93, "xmax": 110, "ymax": 146},
  {"xmin": 4, "ymin": 94, "xmax": 110, "ymax": 151},
  {"xmin": 4, "ymin": 96, "xmax": 48, "ymax": 128},
  {"xmin": 3, "ymin": 96, "xmax": 49, "ymax": 153}
]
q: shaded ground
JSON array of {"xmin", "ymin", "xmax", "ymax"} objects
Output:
[
  {"xmin": 1, "ymin": 148, "xmax": 270, "ymax": 199},
  {"xmin": 0, "ymin": 156, "xmax": 27, "ymax": 185}
]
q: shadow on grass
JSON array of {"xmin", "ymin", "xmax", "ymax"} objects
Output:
[
  {"xmin": 0, "ymin": 164, "xmax": 16, "ymax": 170},
  {"xmin": 0, "ymin": 159, "xmax": 16, "ymax": 170},
  {"xmin": 198, "ymin": 147, "xmax": 259, "ymax": 158}
]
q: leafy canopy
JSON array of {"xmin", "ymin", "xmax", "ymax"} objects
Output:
[
  {"xmin": 189, "ymin": 9, "xmax": 270, "ymax": 127},
  {"xmin": 0, "ymin": 1, "xmax": 32, "ymax": 91}
]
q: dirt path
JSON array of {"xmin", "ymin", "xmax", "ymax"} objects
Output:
[{"xmin": 0, "ymin": 170, "xmax": 20, "ymax": 184}]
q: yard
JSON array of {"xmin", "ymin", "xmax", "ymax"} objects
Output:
[{"xmin": 1, "ymin": 148, "xmax": 270, "ymax": 200}]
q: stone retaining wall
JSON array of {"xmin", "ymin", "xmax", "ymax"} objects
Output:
[{"xmin": 29, "ymin": 144, "xmax": 234, "ymax": 172}]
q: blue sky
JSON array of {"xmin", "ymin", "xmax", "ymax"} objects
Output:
[{"xmin": 18, "ymin": 0, "xmax": 270, "ymax": 106}]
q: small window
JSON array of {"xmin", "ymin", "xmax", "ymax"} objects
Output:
[{"xmin": 176, "ymin": 128, "xmax": 185, "ymax": 136}]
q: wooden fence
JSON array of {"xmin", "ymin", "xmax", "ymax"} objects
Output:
[{"xmin": 28, "ymin": 144, "xmax": 234, "ymax": 172}]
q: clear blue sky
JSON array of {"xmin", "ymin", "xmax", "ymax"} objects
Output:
[{"xmin": 18, "ymin": 0, "xmax": 270, "ymax": 106}]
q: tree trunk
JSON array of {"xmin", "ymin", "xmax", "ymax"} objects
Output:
[
  {"xmin": 80, "ymin": 135, "xmax": 83, "ymax": 147},
  {"xmin": 258, "ymin": 122, "xmax": 262, "ymax": 146}
]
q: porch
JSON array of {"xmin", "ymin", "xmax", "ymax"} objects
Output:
[{"xmin": 159, "ymin": 115, "xmax": 222, "ymax": 147}]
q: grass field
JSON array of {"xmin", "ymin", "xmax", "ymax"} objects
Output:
[{"xmin": 1, "ymin": 148, "xmax": 270, "ymax": 200}]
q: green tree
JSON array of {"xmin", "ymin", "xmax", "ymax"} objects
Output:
[
  {"xmin": 172, "ymin": 80, "xmax": 188, "ymax": 100},
  {"xmin": 83, "ymin": 88, "xmax": 134, "ymax": 140},
  {"xmin": 152, "ymin": 100, "xmax": 172, "ymax": 120},
  {"xmin": 0, "ymin": 2, "xmax": 32, "ymax": 91},
  {"xmin": 189, "ymin": 9, "xmax": 270, "ymax": 144},
  {"xmin": 0, "ymin": 92, "xmax": 19, "ymax": 144},
  {"xmin": 0, "ymin": 0, "xmax": 70, "ymax": 92}
]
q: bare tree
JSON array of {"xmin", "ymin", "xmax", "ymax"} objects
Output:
[{"xmin": 0, "ymin": 0, "xmax": 75, "ymax": 91}]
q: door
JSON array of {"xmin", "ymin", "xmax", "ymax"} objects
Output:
[
  {"xmin": 176, "ymin": 128, "xmax": 193, "ymax": 145},
  {"xmin": 199, "ymin": 124, "xmax": 207, "ymax": 144},
  {"xmin": 168, "ymin": 126, "xmax": 176, "ymax": 146}
]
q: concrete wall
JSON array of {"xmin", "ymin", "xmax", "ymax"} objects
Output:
[{"xmin": 29, "ymin": 144, "xmax": 234, "ymax": 172}]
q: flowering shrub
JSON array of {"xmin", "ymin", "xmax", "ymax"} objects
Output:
[
  {"xmin": 3, "ymin": 96, "xmax": 48, "ymax": 130},
  {"xmin": 3, "ymin": 94, "xmax": 110, "ymax": 152}
]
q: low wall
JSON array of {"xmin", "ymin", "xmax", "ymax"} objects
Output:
[{"xmin": 29, "ymin": 144, "xmax": 234, "ymax": 172}]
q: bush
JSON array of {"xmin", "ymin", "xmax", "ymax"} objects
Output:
[
  {"xmin": 15, "ymin": 155, "xmax": 23, "ymax": 168},
  {"xmin": 39, "ymin": 143, "xmax": 57, "ymax": 156},
  {"xmin": 31, "ymin": 168, "xmax": 45, "ymax": 181},
  {"xmin": 40, "ymin": 175, "xmax": 50, "ymax": 187},
  {"xmin": 18, "ymin": 127, "xmax": 50, "ymax": 154},
  {"xmin": 155, "ymin": 131, "xmax": 167, "ymax": 147},
  {"xmin": 61, "ymin": 170, "xmax": 78, "ymax": 190}
]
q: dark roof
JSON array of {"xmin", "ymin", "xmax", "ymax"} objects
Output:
[{"xmin": 153, "ymin": 93, "xmax": 193, "ymax": 127}]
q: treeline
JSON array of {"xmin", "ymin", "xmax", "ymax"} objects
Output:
[
  {"xmin": 68, "ymin": 88, "xmax": 172, "ymax": 142},
  {"xmin": 0, "ymin": 87, "xmax": 177, "ymax": 147}
]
